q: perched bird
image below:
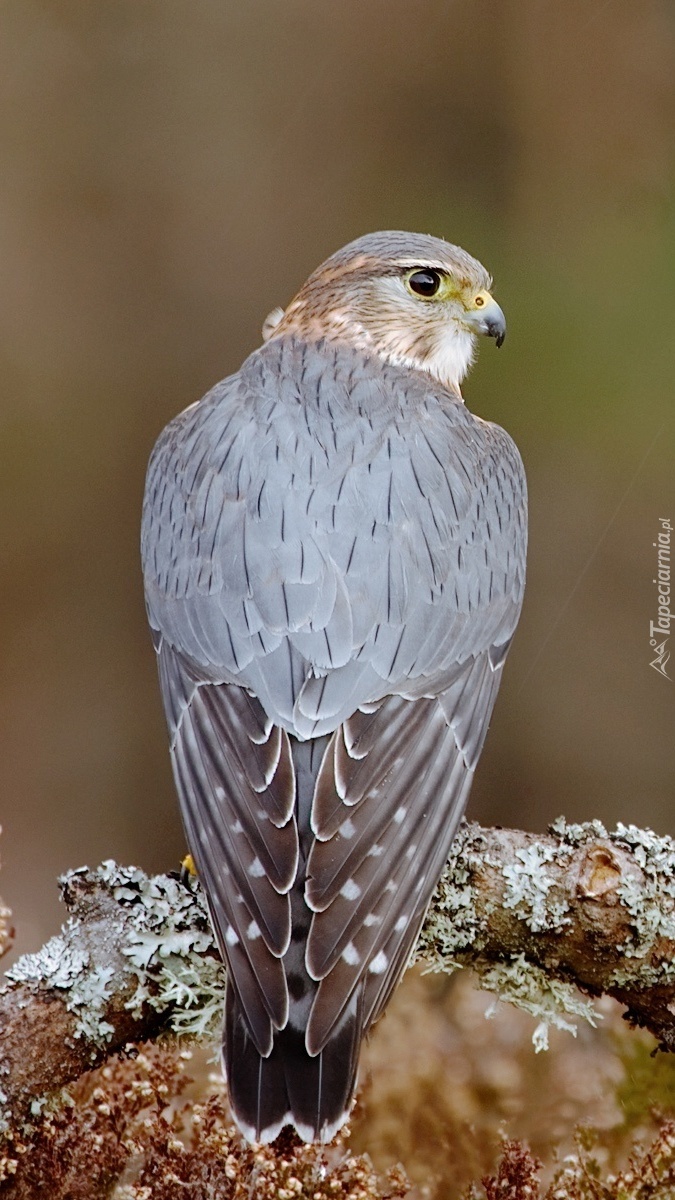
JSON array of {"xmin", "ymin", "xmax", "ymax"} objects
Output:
[{"xmin": 141, "ymin": 231, "xmax": 527, "ymax": 1145}]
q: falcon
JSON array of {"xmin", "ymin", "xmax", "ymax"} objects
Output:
[{"xmin": 141, "ymin": 231, "xmax": 527, "ymax": 1144}]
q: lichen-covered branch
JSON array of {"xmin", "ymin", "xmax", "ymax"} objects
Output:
[
  {"xmin": 0, "ymin": 864, "xmax": 224, "ymax": 1136},
  {"xmin": 418, "ymin": 818, "xmax": 675, "ymax": 1052},
  {"xmin": 2, "ymin": 818, "xmax": 675, "ymax": 1137}
]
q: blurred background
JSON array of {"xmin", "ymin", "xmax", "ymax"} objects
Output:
[{"xmin": 0, "ymin": 0, "xmax": 673, "ymax": 1149}]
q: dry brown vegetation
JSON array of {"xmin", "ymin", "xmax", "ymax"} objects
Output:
[{"xmin": 3, "ymin": 971, "xmax": 675, "ymax": 1199}]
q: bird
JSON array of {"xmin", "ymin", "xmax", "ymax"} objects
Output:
[{"xmin": 141, "ymin": 230, "xmax": 527, "ymax": 1146}]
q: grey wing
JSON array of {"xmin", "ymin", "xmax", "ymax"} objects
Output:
[
  {"xmin": 142, "ymin": 338, "xmax": 527, "ymax": 1055},
  {"xmin": 158, "ymin": 640, "xmax": 298, "ymax": 1055},
  {"xmin": 304, "ymin": 651, "xmax": 503, "ymax": 1053}
]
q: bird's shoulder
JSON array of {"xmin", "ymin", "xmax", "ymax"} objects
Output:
[
  {"xmin": 143, "ymin": 335, "xmax": 521, "ymax": 506},
  {"xmin": 141, "ymin": 336, "xmax": 526, "ymax": 735}
]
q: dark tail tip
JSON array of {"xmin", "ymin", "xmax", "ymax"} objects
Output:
[{"xmin": 223, "ymin": 985, "xmax": 360, "ymax": 1144}]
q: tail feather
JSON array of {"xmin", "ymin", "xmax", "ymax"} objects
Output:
[{"xmin": 224, "ymin": 983, "xmax": 361, "ymax": 1144}]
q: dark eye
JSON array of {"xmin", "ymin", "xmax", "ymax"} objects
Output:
[{"xmin": 407, "ymin": 269, "xmax": 442, "ymax": 298}]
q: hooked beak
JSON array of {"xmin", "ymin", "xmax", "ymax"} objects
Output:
[{"xmin": 465, "ymin": 297, "xmax": 507, "ymax": 348}]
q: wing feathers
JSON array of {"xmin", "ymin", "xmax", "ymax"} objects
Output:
[
  {"xmin": 438, "ymin": 650, "xmax": 503, "ymax": 767},
  {"xmin": 159, "ymin": 644, "xmax": 299, "ymax": 1054},
  {"xmin": 174, "ymin": 753, "xmax": 287, "ymax": 1053},
  {"xmin": 306, "ymin": 716, "xmax": 464, "ymax": 972},
  {"xmin": 310, "ymin": 697, "xmax": 434, "ymax": 841},
  {"xmin": 174, "ymin": 721, "xmax": 291, "ymax": 955},
  {"xmin": 304, "ymin": 656, "xmax": 500, "ymax": 1054},
  {"xmin": 306, "ymin": 755, "xmax": 471, "ymax": 1053}
]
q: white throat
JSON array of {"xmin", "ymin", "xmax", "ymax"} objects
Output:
[
  {"xmin": 394, "ymin": 325, "xmax": 476, "ymax": 396},
  {"xmin": 273, "ymin": 297, "xmax": 477, "ymax": 398},
  {"xmin": 332, "ymin": 316, "xmax": 476, "ymax": 397}
]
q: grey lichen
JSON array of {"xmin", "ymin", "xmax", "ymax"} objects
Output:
[
  {"xmin": 4, "ymin": 861, "xmax": 226, "ymax": 1052},
  {"xmin": 6, "ymin": 932, "xmax": 115, "ymax": 1044},
  {"xmin": 110, "ymin": 864, "xmax": 226, "ymax": 1040},
  {"xmin": 501, "ymin": 843, "xmax": 572, "ymax": 932},
  {"xmin": 480, "ymin": 956, "xmax": 599, "ymax": 1052}
]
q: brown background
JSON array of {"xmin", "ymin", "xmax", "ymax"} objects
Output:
[{"xmin": 1, "ymin": 0, "xmax": 673, "ymax": 961}]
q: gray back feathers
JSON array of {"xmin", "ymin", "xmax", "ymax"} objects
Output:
[
  {"xmin": 142, "ymin": 326, "xmax": 526, "ymax": 1144},
  {"xmin": 143, "ymin": 336, "xmax": 525, "ymax": 736}
]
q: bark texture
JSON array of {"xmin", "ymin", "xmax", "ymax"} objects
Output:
[{"xmin": 2, "ymin": 818, "xmax": 675, "ymax": 1136}]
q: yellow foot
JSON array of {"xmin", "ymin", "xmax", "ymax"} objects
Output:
[{"xmin": 179, "ymin": 853, "xmax": 198, "ymax": 889}]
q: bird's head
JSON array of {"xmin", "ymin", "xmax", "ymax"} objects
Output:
[{"xmin": 263, "ymin": 231, "xmax": 506, "ymax": 395}]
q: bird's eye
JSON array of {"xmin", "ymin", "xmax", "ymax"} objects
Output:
[
  {"xmin": 474, "ymin": 295, "xmax": 485, "ymax": 307},
  {"xmin": 407, "ymin": 269, "xmax": 442, "ymax": 298}
]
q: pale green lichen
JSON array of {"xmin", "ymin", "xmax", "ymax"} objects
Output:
[
  {"xmin": 93, "ymin": 861, "xmax": 226, "ymax": 1041},
  {"xmin": 501, "ymin": 843, "xmax": 571, "ymax": 932},
  {"xmin": 5, "ymin": 816, "xmax": 675, "ymax": 1093},
  {"xmin": 4, "ymin": 862, "xmax": 226, "ymax": 1054},
  {"xmin": 548, "ymin": 816, "xmax": 610, "ymax": 844},
  {"xmin": 6, "ymin": 933, "xmax": 115, "ymax": 1044},
  {"xmin": 480, "ymin": 955, "xmax": 600, "ymax": 1051},
  {"xmin": 611, "ymin": 823, "xmax": 675, "ymax": 951},
  {"xmin": 423, "ymin": 818, "xmax": 675, "ymax": 1050},
  {"xmin": 417, "ymin": 824, "xmax": 493, "ymax": 963},
  {"xmin": 551, "ymin": 818, "xmax": 675, "ymax": 979}
]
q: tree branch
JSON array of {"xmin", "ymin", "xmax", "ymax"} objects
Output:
[{"xmin": 2, "ymin": 818, "xmax": 675, "ymax": 1135}]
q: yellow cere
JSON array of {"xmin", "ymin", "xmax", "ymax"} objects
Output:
[{"xmin": 469, "ymin": 289, "xmax": 493, "ymax": 310}]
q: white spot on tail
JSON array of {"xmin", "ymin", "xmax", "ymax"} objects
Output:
[
  {"xmin": 341, "ymin": 941, "xmax": 360, "ymax": 965},
  {"xmin": 367, "ymin": 843, "xmax": 384, "ymax": 857},
  {"xmin": 394, "ymin": 806, "xmax": 407, "ymax": 824},
  {"xmin": 340, "ymin": 878, "xmax": 361, "ymax": 900},
  {"xmin": 249, "ymin": 857, "xmax": 265, "ymax": 877},
  {"xmin": 225, "ymin": 924, "xmax": 239, "ymax": 946},
  {"xmin": 231, "ymin": 820, "xmax": 244, "ymax": 834},
  {"xmin": 247, "ymin": 921, "xmax": 261, "ymax": 940},
  {"xmin": 369, "ymin": 950, "xmax": 388, "ymax": 974},
  {"xmin": 363, "ymin": 912, "xmax": 382, "ymax": 927},
  {"xmin": 394, "ymin": 914, "xmax": 408, "ymax": 932},
  {"xmin": 405, "ymin": 843, "xmax": 417, "ymax": 859}
]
